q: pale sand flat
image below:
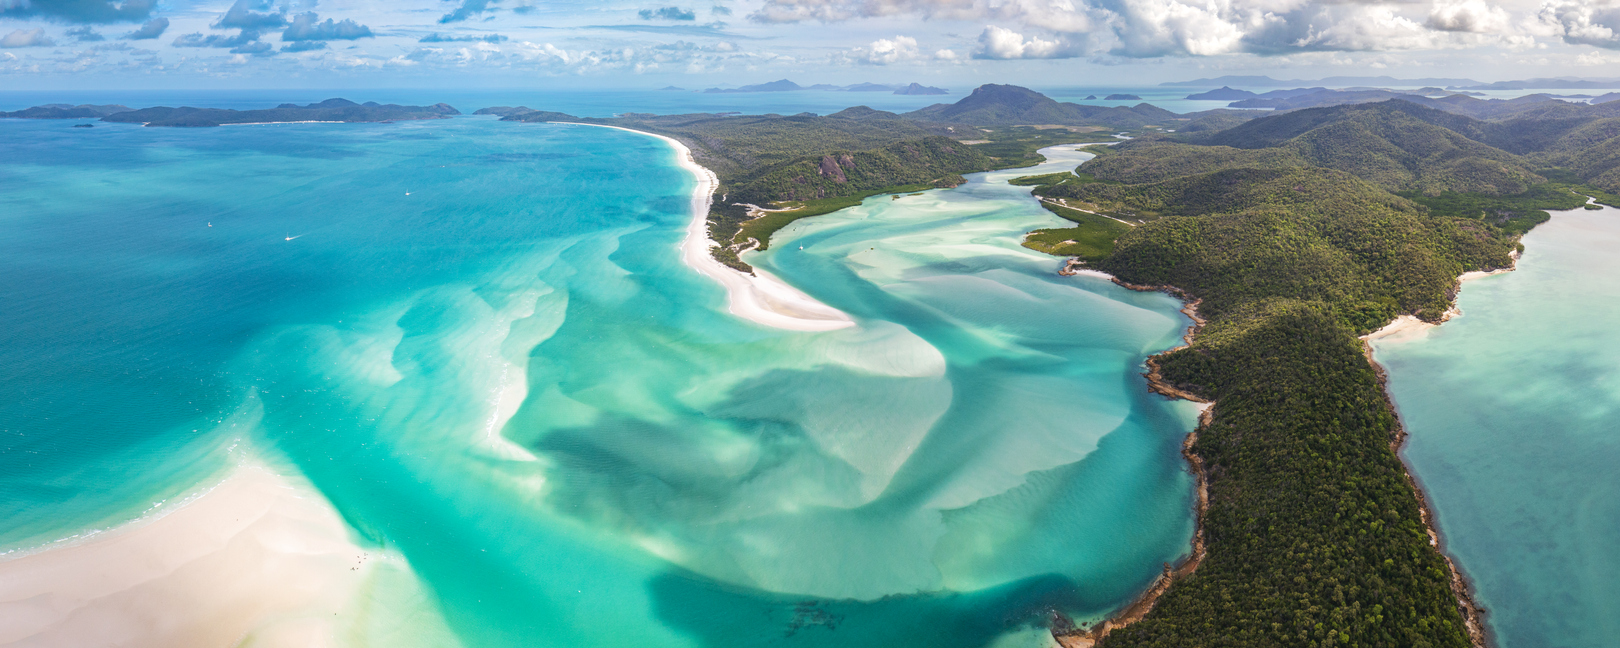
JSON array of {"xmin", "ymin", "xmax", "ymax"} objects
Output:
[{"xmin": 0, "ymin": 464, "xmax": 380, "ymax": 648}]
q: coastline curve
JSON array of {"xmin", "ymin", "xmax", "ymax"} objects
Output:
[{"xmin": 549, "ymin": 122, "xmax": 857, "ymax": 333}]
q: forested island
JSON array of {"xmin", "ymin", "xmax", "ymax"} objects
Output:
[
  {"xmin": 1, "ymin": 98, "xmax": 459, "ymax": 127},
  {"xmin": 496, "ymin": 84, "xmax": 1620, "ymax": 647}
]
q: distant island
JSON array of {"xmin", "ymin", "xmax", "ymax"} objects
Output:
[
  {"xmin": 1184, "ymin": 86, "xmax": 1256, "ymax": 100},
  {"xmin": 700, "ymin": 79, "xmax": 948, "ymax": 95},
  {"xmin": 894, "ymin": 83, "xmax": 949, "ymax": 95},
  {"xmin": 1161, "ymin": 75, "xmax": 1483, "ymax": 88},
  {"xmin": 3, "ymin": 103, "xmax": 133, "ymax": 119},
  {"xmin": 1104, "ymin": 94, "xmax": 1142, "ymax": 100},
  {"xmin": 0, "ymin": 98, "xmax": 458, "ymax": 127},
  {"xmin": 1455, "ymin": 77, "xmax": 1620, "ymax": 90}
]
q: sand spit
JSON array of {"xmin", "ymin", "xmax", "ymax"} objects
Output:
[
  {"xmin": 0, "ymin": 463, "xmax": 381, "ymax": 648},
  {"xmin": 550, "ymin": 122, "xmax": 855, "ymax": 332}
]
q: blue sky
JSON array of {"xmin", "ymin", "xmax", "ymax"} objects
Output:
[{"xmin": 3, "ymin": 0, "xmax": 1620, "ymax": 89}]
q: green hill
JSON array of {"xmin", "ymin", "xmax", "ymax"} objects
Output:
[
  {"xmin": 1194, "ymin": 101, "xmax": 1539, "ymax": 195},
  {"xmin": 1073, "ymin": 141, "xmax": 1307, "ymax": 185},
  {"xmin": 1019, "ymin": 156, "xmax": 1513, "ymax": 648},
  {"xmin": 726, "ymin": 136, "xmax": 991, "ymax": 206},
  {"xmin": 577, "ymin": 110, "xmax": 963, "ymax": 179},
  {"xmin": 905, "ymin": 84, "xmax": 1179, "ymax": 129}
]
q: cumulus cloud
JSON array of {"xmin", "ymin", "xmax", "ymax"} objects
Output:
[
  {"xmin": 67, "ymin": 26, "xmax": 106, "ymax": 42},
  {"xmin": 749, "ymin": 0, "xmax": 1542, "ymax": 58},
  {"xmin": 974, "ymin": 25, "xmax": 1079, "ymax": 59},
  {"xmin": 1241, "ymin": 4, "xmax": 1444, "ymax": 54},
  {"xmin": 229, "ymin": 40, "xmax": 275, "ymax": 55},
  {"xmin": 123, "ymin": 16, "xmax": 167, "ymax": 40},
  {"xmin": 835, "ymin": 35, "xmax": 920, "ymax": 64},
  {"xmin": 0, "ymin": 27, "xmax": 55, "ymax": 47},
  {"xmin": 386, "ymin": 36, "xmax": 773, "ymax": 75},
  {"xmin": 282, "ymin": 13, "xmax": 373, "ymax": 41},
  {"xmin": 641, "ymin": 6, "xmax": 697, "ymax": 20},
  {"xmin": 1540, "ymin": 1, "xmax": 1620, "ymax": 50},
  {"xmin": 173, "ymin": 30, "xmax": 259, "ymax": 49},
  {"xmin": 712, "ymin": 4, "xmax": 732, "ymax": 16},
  {"xmin": 439, "ymin": 0, "xmax": 495, "ymax": 24},
  {"xmin": 420, "ymin": 32, "xmax": 508, "ymax": 43},
  {"xmin": 1428, "ymin": 0, "xmax": 1513, "ymax": 33},
  {"xmin": 282, "ymin": 40, "xmax": 327, "ymax": 52},
  {"xmin": 0, "ymin": 0, "xmax": 154, "ymax": 24},
  {"xmin": 214, "ymin": 0, "xmax": 286, "ymax": 31}
]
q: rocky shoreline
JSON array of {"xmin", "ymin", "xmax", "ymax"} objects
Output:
[
  {"xmin": 1055, "ymin": 253, "xmax": 1494, "ymax": 648},
  {"xmin": 1357, "ymin": 255, "xmax": 1525, "ymax": 648},
  {"xmin": 1050, "ymin": 260, "xmax": 1213, "ymax": 648}
]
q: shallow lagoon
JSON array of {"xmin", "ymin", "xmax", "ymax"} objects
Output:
[
  {"xmin": 0, "ymin": 117, "xmax": 1199, "ymax": 646},
  {"xmin": 1374, "ymin": 205, "xmax": 1620, "ymax": 648}
]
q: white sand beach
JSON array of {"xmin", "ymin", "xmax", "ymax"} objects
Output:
[
  {"xmin": 1364, "ymin": 250, "xmax": 1522, "ymax": 343},
  {"xmin": 0, "ymin": 463, "xmax": 386, "ymax": 648},
  {"xmin": 554, "ymin": 122, "xmax": 856, "ymax": 332}
]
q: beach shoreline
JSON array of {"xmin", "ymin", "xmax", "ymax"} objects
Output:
[
  {"xmin": 0, "ymin": 460, "xmax": 390, "ymax": 648},
  {"xmin": 550, "ymin": 122, "xmax": 856, "ymax": 333},
  {"xmin": 1358, "ymin": 247, "xmax": 1538, "ymax": 648},
  {"xmin": 1362, "ymin": 249, "xmax": 1520, "ymax": 344}
]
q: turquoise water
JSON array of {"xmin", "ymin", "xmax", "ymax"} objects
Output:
[
  {"xmin": 0, "ymin": 116, "xmax": 1198, "ymax": 646},
  {"xmin": 1374, "ymin": 205, "xmax": 1620, "ymax": 648}
]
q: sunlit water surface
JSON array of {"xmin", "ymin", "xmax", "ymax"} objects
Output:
[{"xmin": 0, "ymin": 116, "xmax": 1199, "ymax": 647}]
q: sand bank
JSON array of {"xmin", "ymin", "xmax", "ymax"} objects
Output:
[
  {"xmin": 552, "ymin": 122, "xmax": 855, "ymax": 332},
  {"xmin": 1363, "ymin": 250, "xmax": 1522, "ymax": 343},
  {"xmin": 0, "ymin": 463, "xmax": 388, "ymax": 648}
]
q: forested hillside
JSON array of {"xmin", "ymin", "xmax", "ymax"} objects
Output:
[
  {"xmin": 1008, "ymin": 94, "xmax": 1620, "ymax": 648},
  {"xmin": 1191, "ymin": 102, "xmax": 1541, "ymax": 195},
  {"xmin": 905, "ymin": 84, "xmax": 1179, "ymax": 128}
]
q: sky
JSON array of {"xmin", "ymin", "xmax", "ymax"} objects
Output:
[{"xmin": 2, "ymin": 0, "xmax": 1620, "ymax": 90}]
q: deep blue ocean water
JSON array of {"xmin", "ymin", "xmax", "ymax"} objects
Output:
[{"xmin": 0, "ymin": 115, "xmax": 1201, "ymax": 646}]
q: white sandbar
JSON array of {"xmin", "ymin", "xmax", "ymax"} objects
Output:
[
  {"xmin": 0, "ymin": 463, "xmax": 381, "ymax": 648},
  {"xmin": 553, "ymin": 122, "xmax": 855, "ymax": 332}
]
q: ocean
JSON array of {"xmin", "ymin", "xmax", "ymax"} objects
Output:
[
  {"xmin": 1373, "ymin": 204, "xmax": 1620, "ymax": 648},
  {"xmin": 0, "ymin": 114, "xmax": 1200, "ymax": 646}
]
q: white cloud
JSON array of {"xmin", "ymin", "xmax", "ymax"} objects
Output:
[
  {"xmin": 1575, "ymin": 49, "xmax": 1618, "ymax": 65},
  {"xmin": 1098, "ymin": 0, "xmax": 1247, "ymax": 57},
  {"xmin": 1428, "ymin": 0, "xmax": 1512, "ymax": 33},
  {"xmin": 748, "ymin": 0, "xmax": 1553, "ymax": 58},
  {"xmin": 974, "ymin": 25, "xmax": 1078, "ymax": 59},
  {"xmin": 1291, "ymin": 6, "xmax": 1441, "ymax": 51},
  {"xmin": 750, "ymin": 0, "xmax": 980, "ymax": 23},
  {"xmin": 835, "ymin": 35, "xmax": 920, "ymax": 64},
  {"xmin": 1539, "ymin": 1, "xmax": 1620, "ymax": 49},
  {"xmin": 1, "ymin": 28, "xmax": 56, "ymax": 48}
]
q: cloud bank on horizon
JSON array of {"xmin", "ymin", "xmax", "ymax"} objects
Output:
[{"xmin": 0, "ymin": 0, "xmax": 1618, "ymax": 85}]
